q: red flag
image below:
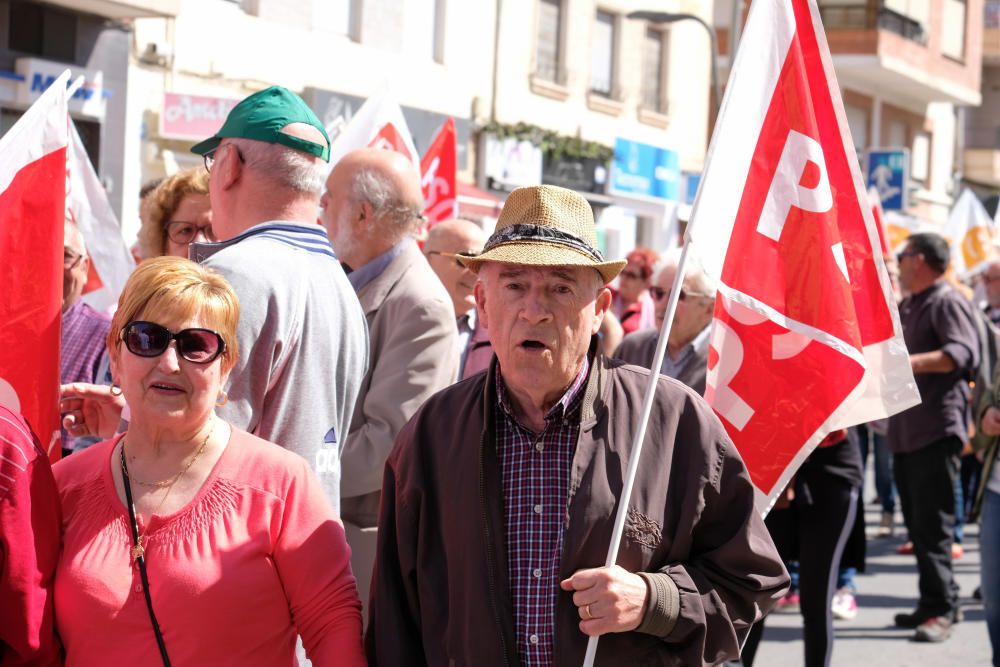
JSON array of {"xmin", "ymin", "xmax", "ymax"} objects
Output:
[
  {"xmin": 420, "ymin": 118, "xmax": 457, "ymax": 227},
  {"xmin": 0, "ymin": 72, "xmax": 71, "ymax": 459},
  {"xmin": 689, "ymin": 0, "xmax": 918, "ymax": 510}
]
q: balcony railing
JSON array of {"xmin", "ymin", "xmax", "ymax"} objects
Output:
[{"xmin": 818, "ymin": 3, "xmax": 927, "ymax": 45}]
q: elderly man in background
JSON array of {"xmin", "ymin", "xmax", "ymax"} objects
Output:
[
  {"xmin": 320, "ymin": 147, "xmax": 457, "ymax": 610},
  {"xmin": 61, "ymin": 88, "xmax": 370, "ymax": 517},
  {"xmin": 614, "ymin": 251, "xmax": 715, "ymax": 395},
  {"xmin": 889, "ymin": 232, "xmax": 979, "ymax": 643},
  {"xmin": 368, "ymin": 184, "xmax": 787, "ymax": 666},
  {"xmin": 423, "ymin": 218, "xmax": 493, "ymax": 379},
  {"xmin": 61, "ymin": 222, "xmax": 111, "ymax": 454}
]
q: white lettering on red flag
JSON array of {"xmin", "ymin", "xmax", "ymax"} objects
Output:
[
  {"xmin": 420, "ymin": 117, "xmax": 457, "ymax": 227},
  {"xmin": 690, "ymin": 0, "xmax": 918, "ymax": 511},
  {"xmin": 0, "ymin": 72, "xmax": 71, "ymax": 459}
]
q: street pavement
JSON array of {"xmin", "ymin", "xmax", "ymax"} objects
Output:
[{"xmin": 751, "ymin": 500, "xmax": 990, "ymax": 666}]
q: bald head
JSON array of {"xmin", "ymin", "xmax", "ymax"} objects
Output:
[
  {"xmin": 63, "ymin": 222, "xmax": 89, "ymax": 312},
  {"xmin": 320, "ymin": 148, "xmax": 425, "ymax": 268},
  {"xmin": 424, "ymin": 219, "xmax": 489, "ymax": 317}
]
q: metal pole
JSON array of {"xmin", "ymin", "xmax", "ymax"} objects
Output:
[{"xmin": 581, "ymin": 240, "xmax": 698, "ymax": 666}]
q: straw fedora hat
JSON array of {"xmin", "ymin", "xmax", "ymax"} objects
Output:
[{"xmin": 459, "ymin": 185, "xmax": 626, "ymax": 284}]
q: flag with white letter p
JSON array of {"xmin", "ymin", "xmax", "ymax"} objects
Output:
[{"xmin": 689, "ymin": 0, "xmax": 919, "ymax": 512}]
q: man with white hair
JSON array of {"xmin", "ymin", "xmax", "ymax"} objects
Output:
[
  {"xmin": 614, "ymin": 252, "xmax": 716, "ymax": 395},
  {"xmin": 320, "ymin": 147, "xmax": 457, "ymax": 606},
  {"xmin": 188, "ymin": 86, "xmax": 369, "ymax": 510}
]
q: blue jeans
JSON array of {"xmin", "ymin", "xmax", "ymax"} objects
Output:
[
  {"xmin": 982, "ymin": 489, "xmax": 1000, "ymax": 667},
  {"xmin": 855, "ymin": 424, "xmax": 895, "ymax": 513}
]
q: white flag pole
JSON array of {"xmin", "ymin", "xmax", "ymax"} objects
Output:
[{"xmin": 581, "ymin": 237, "xmax": 699, "ymax": 666}]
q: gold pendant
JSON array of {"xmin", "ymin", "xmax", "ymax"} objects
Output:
[{"xmin": 130, "ymin": 535, "xmax": 145, "ymax": 563}]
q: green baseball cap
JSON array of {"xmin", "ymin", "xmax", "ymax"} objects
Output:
[{"xmin": 190, "ymin": 85, "xmax": 331, "ymax": 162}]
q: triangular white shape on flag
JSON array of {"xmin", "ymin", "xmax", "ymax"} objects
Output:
[
  {"xmin": 688, "ymin": 0, "xmax": 919, "ymax": 512},
  {"xmin": 327, "ymin": 87, "xmax": 419, "ymax": 168},
  {"xmin": 68, "ymin": 120, "xmax": 135, "ymax": 313},
  {"xmin": 943, "ymin": 188, "xmax": 996, "ymax": 278}
]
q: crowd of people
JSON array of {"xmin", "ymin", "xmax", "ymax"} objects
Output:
[{"xmin": 0, "ymin": 83, "xmax": 996, "ymax": 667}]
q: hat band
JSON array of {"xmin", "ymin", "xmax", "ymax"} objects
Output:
[{"xmin": 484, "ymin": 224, "xmax": 605, "ymax": 263}]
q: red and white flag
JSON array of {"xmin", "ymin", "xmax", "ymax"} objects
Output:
[
  {"xmin": 420, "ymin": 117, "xmax": 457, "ymax": 227},
  {"xmin": 689, "ymin": 0, "xmax": 919, "ymax": 511},
  {"xmin": 68, "ymin": 119, "xmax": 135, "ymax": 313},
  {"xmin": 327, "ymin": 87, "xmax": 419, "ymax": 167},
  {"xmin": 0, "ymin": 71, "xmax": 71, "ymax": 458}
]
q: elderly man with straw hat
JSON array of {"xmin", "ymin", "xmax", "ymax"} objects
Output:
[{"xmin": 367, "ymin": 185, "xmax": 787, "ymax": 666}]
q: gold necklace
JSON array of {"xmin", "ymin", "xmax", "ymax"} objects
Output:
[
  {"xmin": 120, "ymin": 420, "xmax": 216, "ymax": 563},
  {"xmin": 122, "ymin": 420, "xmax": 216, "ymax": 488}
]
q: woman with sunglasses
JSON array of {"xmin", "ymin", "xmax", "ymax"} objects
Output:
[
  {"xmin": 51, "ymin": 257, "xmax": 365, "ymax": 666},
  {"xmin": 137, "ymin": 169, "xmax": 215, "ymax": 259},
  {"xmin": 611, "ymin": 246, "xmax": 659, "ymax": 335}
]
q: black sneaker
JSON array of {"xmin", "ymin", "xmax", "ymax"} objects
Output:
[
  {"xmin": 895, "ymin": 610, "xmax": 932, "ymax": 628},
  {"xmin": 913, "ymin": 616, "xmax": 952, "ymax": 642}
]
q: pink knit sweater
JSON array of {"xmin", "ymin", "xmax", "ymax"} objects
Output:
[{"xmin": 53, "ymin": 429, "xmax": 365, "ymax": 666}]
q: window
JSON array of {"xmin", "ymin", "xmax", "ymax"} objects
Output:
[
  {"xmin": 313, "ymin": 0, "xmax": 353, "ymax": 36},
  {"xmin": 9, "ymin": 0, "xmax": 77, "ymax": 63},
  {"xmin": 403, "ymin": 0, "xmax": 444, "ymax": 62},
  {"xmin": 844, "ymin": 103, "xmax": 869, "ymax": 154},
  {"xmin": 911, "ymin": 131, "xmax": 930, "ymax": 184},
  {"xmin": 590, "ymin": 11, "xmax": 615, "ymax": 96},
  {"xmin": 535, "ymin": 0, "xmax": 562, "ymax": 82},
  {"xmin": 641, "ymin": 28, "xmax": 667, "ymax": 112},
  {"xmin": 941, "ymin": 0, "xmax": 966, "ymax": 60}
]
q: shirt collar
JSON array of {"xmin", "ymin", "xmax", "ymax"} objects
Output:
[
  {"xmin": 496, "ymin": 354, "xmax": 590, "ymax": 425},
  {"xmin": 458, "ymin": 308, "xmax": 478, "ymax": 334},
  {"xmin": 347, "ymin": 237, "xmax": 412, "ymax": 293}
]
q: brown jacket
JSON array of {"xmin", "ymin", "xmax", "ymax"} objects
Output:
[{"xmin": 368, "ymin": 348, "xmax": 789, "ymax": 666}]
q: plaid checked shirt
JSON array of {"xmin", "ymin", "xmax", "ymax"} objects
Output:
[{"xmin": 495, "ymin": 357, "xmax": 589, "ymax": 666}]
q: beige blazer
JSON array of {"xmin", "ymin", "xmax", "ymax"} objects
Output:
[{"xmin": 340, "ymin": 241, "xmax": 458, "ymax": 524}]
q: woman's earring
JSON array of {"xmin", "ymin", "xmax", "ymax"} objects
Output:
[
  {"xmin": 109, "ymin": 383, "xmax": 123, "ymax": 396},
  {"xmin": 216, "ymin": 390, "xmax": 228, "ymax": 407}
]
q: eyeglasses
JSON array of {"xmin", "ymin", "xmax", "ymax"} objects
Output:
[
  {"xmin": 64, "ymin": 248, "xmax": 85, "ymax": 270},
  {"xmin": 121, "ymin": 321, "xmax": 226, "ymax": 364},
  {"xmin": 620, "ymin": 269, "xmax": 644, "ymax": 281},
  {"xmin": 896, "ymin": 250, "xmax": 920, "ymax": 263},
  {"xmin": 165, "ymin": 220, "xmax": 216, "ymax": 245},
  {"xmin": 427, "ymin": 250, "xmax": 474, "ymax": 268},
  {"xmin": 203, "ymin": 143, "xmax": 244, "ymax": 173},
  {"xmin": 983, "ymin": 274, "xmax": 1000, "ymax": 285},
  {"xmin": 649, "ymin": 286, "xmax": 713, "ymax": 302}
]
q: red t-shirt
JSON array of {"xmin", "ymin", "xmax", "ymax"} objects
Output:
[{"xmin": 0, "ymin": 406, "xmax": 61, "ymax": 666}]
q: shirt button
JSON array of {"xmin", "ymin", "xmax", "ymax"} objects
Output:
[
  {"xmin": 533, "ymin": 504, "xmax": 543, "ymax": 514},
  {"xmin": 134, "ymin": 583, "xmax": 142, "ymax": 593},
  {"xmin": 529, "ymin": 634, "xmax": 539, "ymax": 645},
  {"xmin": 535, "ymin": 442, "xmax": 544, "ymax": 453},
  {"xmin": 533, "ymin": 568, "xmax": 542, "ymax": 578}
]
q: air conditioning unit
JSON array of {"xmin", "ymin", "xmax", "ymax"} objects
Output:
[{"xmin": 139, "ymin": 41, "xmax": 172, "ymax": 68}]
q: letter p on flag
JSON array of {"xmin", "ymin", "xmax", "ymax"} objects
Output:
[{"xmin": 689, "ymin": 0, "xmax": 919, "ymax": 513}]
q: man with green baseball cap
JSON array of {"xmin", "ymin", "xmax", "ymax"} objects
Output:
[
  {"xmin": 184, "ymin": 84, "xmax": 369, "ymax": 525},
  {"xmin": 191, "ymin": 85, "xmax": 331, "ymax": 162}
]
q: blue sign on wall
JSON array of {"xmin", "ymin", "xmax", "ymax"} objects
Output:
[
  {"xmin": 610, "ymin": 138, "xmax": 680, "ymax": 201},
  {"xmin": 865, "ymin": 148, "xmax": 910, "ymax": 211}
]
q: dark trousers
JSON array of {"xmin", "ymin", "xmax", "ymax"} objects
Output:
[
  {"xmin": 740, "ymin": 475, "xmax": 858, "ymax": 667},
  {"xmin": 894, "ymin": 436, "xmax": 961, "ymax": 617}
]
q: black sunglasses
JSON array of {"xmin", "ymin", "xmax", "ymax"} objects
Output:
[
  {"xmin": 121, "ymin": 321, "xmax": 226, "ymax": 364},
  {"xmin": 426, "ymin": 250, "xmax": 472, "ymax": 268}
]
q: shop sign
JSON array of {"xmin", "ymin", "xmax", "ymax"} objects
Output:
[
  {"xmin": 484, "ymin": 136, "xmax": 543, "ymax": 191},
  {"xmin": 15, "ymin": 58, "xmax": 107, "ymax": 119},
  {"xmin": 160, "ymin": 93, "xmax": 240, "ymax": 140},
  {"xmin": 610, "ymin": 137, "xmax": 680, "ymax": 201},
  {"xmin": 542, "ymin": 154, "xmax": 608, "ymax": 194},
  {"xmin": 865, "ymin": 147, "xmax": 910, "ymax": 212}
]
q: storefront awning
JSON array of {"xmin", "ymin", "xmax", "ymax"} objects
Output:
[
  {"xmin": 43, "ymin": 0, "xmax": 179, "ymax": 18},
  {"xmin": 456, "ymin": 181, "xmax": 503, "ymax": 220}
]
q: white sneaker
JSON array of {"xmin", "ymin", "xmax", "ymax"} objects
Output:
[{"xmin": 831, "ymin": 587, "xmax": 858, "ymax": 620}]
